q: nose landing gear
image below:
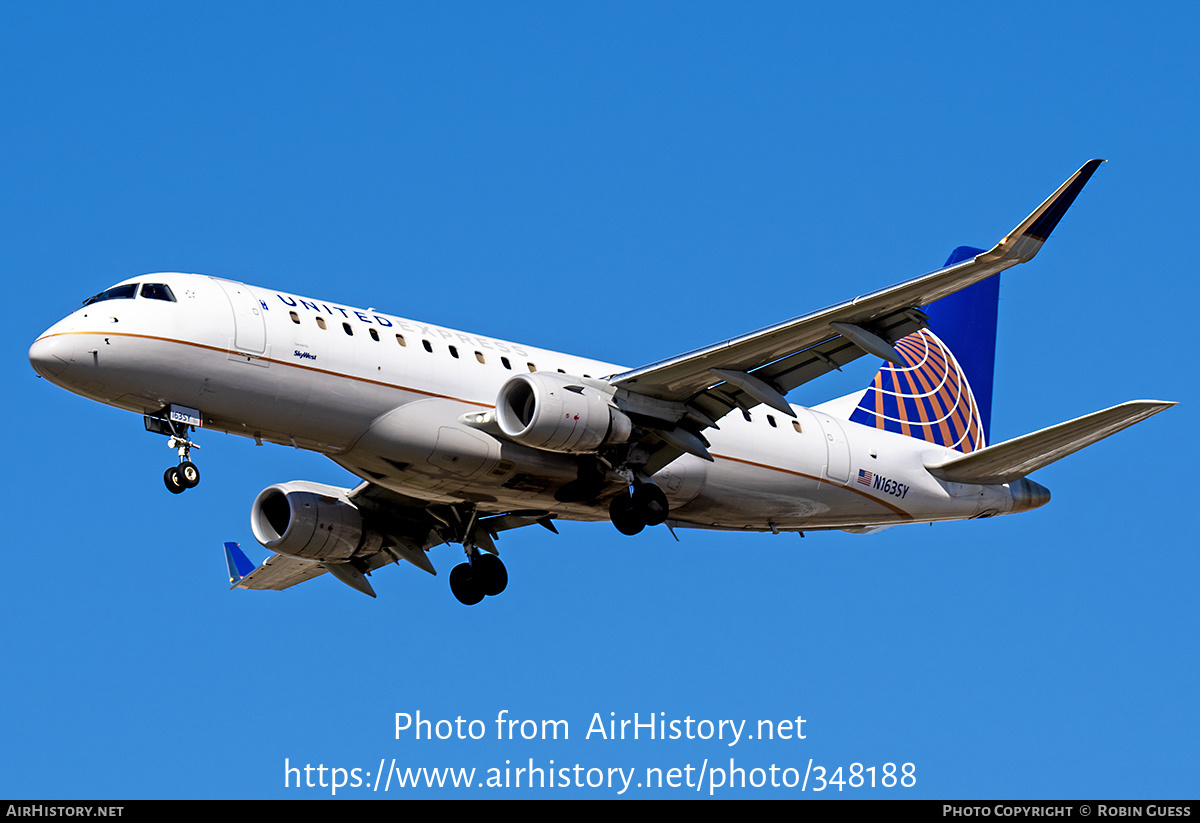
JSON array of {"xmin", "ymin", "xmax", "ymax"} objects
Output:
[
  {"xmin": 146, "ymin": 411, "xmax": 203, "ymax": 494},
  {"xmin": 163, "ymin": 430, "xmax": 202, "ymax": 493}
]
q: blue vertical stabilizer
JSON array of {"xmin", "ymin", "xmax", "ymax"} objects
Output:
[
  {"xmin": 848, "ymin": 246, "xmax": 998, "ymax": 452},
  {"xmin": 925, "ymin": 246, "xmax": 997, "ymax": 443}
]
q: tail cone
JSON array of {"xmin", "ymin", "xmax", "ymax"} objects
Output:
[{"xmin": 1010, "ymin": 477, "xmax": 1051, "ymax": 513}]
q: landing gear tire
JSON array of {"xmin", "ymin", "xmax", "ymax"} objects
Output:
[
  {"xmin": 164, "ymin": 466, "xmax": 186, "ymax": 494},
  {"xmin": 633, "ymin": 484, "xmax": 669, "ymax": 526},
  {"xmin": 449, "ymin": 563, "xmax": 484, "ymax": 606},
  {"xmin": 472, "ymin": 554, "xmax": 508, "ymax": 597},
  {"xmin": 610, "ymin": 484, "xmax": 670, "ymax": 534},
  {"xmin": 609, "ymin": 494, "xmax": 645, "ymax": 535},
  {"xmin": 178, "ymin": 461, "xmax": 200, "ymax": 489}
]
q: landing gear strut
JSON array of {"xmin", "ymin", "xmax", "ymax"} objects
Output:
[
  {"xmin": 609, "ymin": 483, "xmax": 669, "ymax": 535},
  {"xmin": 146, "ymin": 410, "xmax": 204, "ymax": 495}
]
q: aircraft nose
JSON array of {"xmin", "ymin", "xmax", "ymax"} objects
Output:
[
  {"xmin": 1010, "ymin": 477, "xmax": 1051, "ymax": 513},
  {"xmin": 29, "ymin": 333, "xmax": 75, "ymax": 378}
]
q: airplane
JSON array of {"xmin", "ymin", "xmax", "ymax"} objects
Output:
[{"xmin": 28, "ymin": 160, "xmax": 1174, "ymax": 604}]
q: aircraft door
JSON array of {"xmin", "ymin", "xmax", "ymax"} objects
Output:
[
  {"xmin": 811, "ymin": 410, "xmax": 851, "ymax": 484},
  {"xmin": 213, "ymin": 279, "xmax": 267, "ymax": 355}
]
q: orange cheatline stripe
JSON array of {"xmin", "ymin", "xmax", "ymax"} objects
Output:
[
  {"xmin": 36, "ymin": 330, "xmax": 495, "ymax": 409},
  {"xmin": 45, "ymin": 330, "xmax": 919, "ymax": 521},
  {"xmin": 710, "ymin": 452, "xmax": 914, "ymax": 520}
]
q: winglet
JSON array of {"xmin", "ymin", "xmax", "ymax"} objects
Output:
[
  {"xmin": 979, "ymin": 159, "xmax": 1105, "ymax": 264},
  {"xmin": 224, "ymin": 541, "xmax": 256, "ymax": 585}
]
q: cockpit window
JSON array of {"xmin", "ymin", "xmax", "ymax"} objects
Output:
[
  {"xmin": 82, "ymin": 284, "xmax": 138, "ymax": 306},
  {"xmin": 140, "ymin": 283, "xmax": 176, "ymax": 302}
]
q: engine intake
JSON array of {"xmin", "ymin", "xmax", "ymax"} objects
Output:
[
  {"xmin": 496, "ymin": 372, "xmax": 632, "ymax": 453},
  {"xmin": 250, "ymin": 481, "xmax": 383, "ymax": 561}
]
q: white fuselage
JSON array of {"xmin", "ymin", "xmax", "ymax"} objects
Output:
[{"xmin": 30, "ymin": 272, "xmax": 1028, "ymax": 532}]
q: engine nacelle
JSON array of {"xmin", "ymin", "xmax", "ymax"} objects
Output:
[
  {"xmin": 250, "ymin": 481, "xmax": 384, "ymax": 561},
  {"xmin": 496, "ymin": 372, "xmax": 632, "ymax": 453}
]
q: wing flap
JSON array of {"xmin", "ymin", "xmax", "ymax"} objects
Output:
[
  {"xmin": 688, "ymin": 307, "xmax": 929, "ymax": 424},
  {"xmin": 925, "ymin": 400, "xmax": 1174, "ymax": 485}
]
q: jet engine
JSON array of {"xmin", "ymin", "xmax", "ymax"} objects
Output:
[
  {"xmin": 250, "ymin": 481, "xmax": 384, "ymax": 561},
  {"xmin": 495, "ymin": 372, "xmax": 632, "ymax": 453}
]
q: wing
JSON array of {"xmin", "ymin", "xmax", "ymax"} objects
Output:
[
  {"xmin": 606, "ymin": 160, "xmax": 1105, "ymax": 470},
  {"xmin": 225, "ymin": 483, "xmax": 556, "ymax": 596},
  {"xmin": 348, "ymin": 481, "xmax": 557, "ymax": 553},
  {"xmin": 226, "ymin": 537, "xmax": 398, "ymax": 596},
  {"xmin": 228, "ymin": 547, "xmax": 330, "ymax": 591}
]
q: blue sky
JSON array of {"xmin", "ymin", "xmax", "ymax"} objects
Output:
[{"xmin": 2, "ymin": 2, "xmax": 1196, "ymax": 799}]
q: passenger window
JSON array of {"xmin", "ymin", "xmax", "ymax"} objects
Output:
[
  {"xmin": 449, "ymin": 346, "xmax": 459, "ymax": 359},
  {"xmin": 742, "ymin": 410, "xmax": 752, "ymax": 423},
  {"xmin": 289, "ymin": 311, "xmax": 300, "ymax": 324},
  {"xmin": 422, "ymin": 340, "xmax": 433, "ymax": 353},
  {"xmin": 140, "ymin": 283, "xmax": 176, "ymax": 302},
  {"xmin": 527, "ymin": 362, "xmax": 537, "ymax": 372},
  {"xmin": 767, "ymin": 415, "xmax": 777, "ymax": 428},
  {"xmin": 316, "ymin": 317, "xmax": 327, "ymax": 330},
  {"xmin": 792, "ymin": 421, "xmax": 803, "ymax": 434},
  {"xmin": 501, "ymin": 357, "xmax": 512, "ymax": 370},
  {"xmin": 369, "ymin": 328, "xmax": 379, "ymax": 341},
  {"xmin": 343, "ymin": 323, "xmax": 354, "ymax": 336},
  {"xmin": 396, "ymin": 334, "xmax": 407, "ymax": 347},
  {"xmin": 475, "ymin": 351, "xmax": 485, "ymax": 364}
]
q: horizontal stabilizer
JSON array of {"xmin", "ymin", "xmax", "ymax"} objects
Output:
[{"xmin": 925, "ymin": 400, "xmax": 1174, "ymax": 485}]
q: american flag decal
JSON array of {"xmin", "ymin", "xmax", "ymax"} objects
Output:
[{"xmin": 857, "ymin": 469, "xmax": 873, "ymax": 486}]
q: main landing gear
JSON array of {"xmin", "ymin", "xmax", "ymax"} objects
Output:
[
  {"xmin": 608, "ymin": 483, "xmax": 669, "ymax": 536},
  {"xmin": 449, "ymin": 552, "xmax": 508, "ymax": 606},
  {"xmin": 446, "ymin": 507, "xmax": 509, "ymax": 606}
]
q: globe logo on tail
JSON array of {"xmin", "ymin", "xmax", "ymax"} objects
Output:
[{"xmin": 849, "ymin": 329, "xmax": 986, "ymax": 454}]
